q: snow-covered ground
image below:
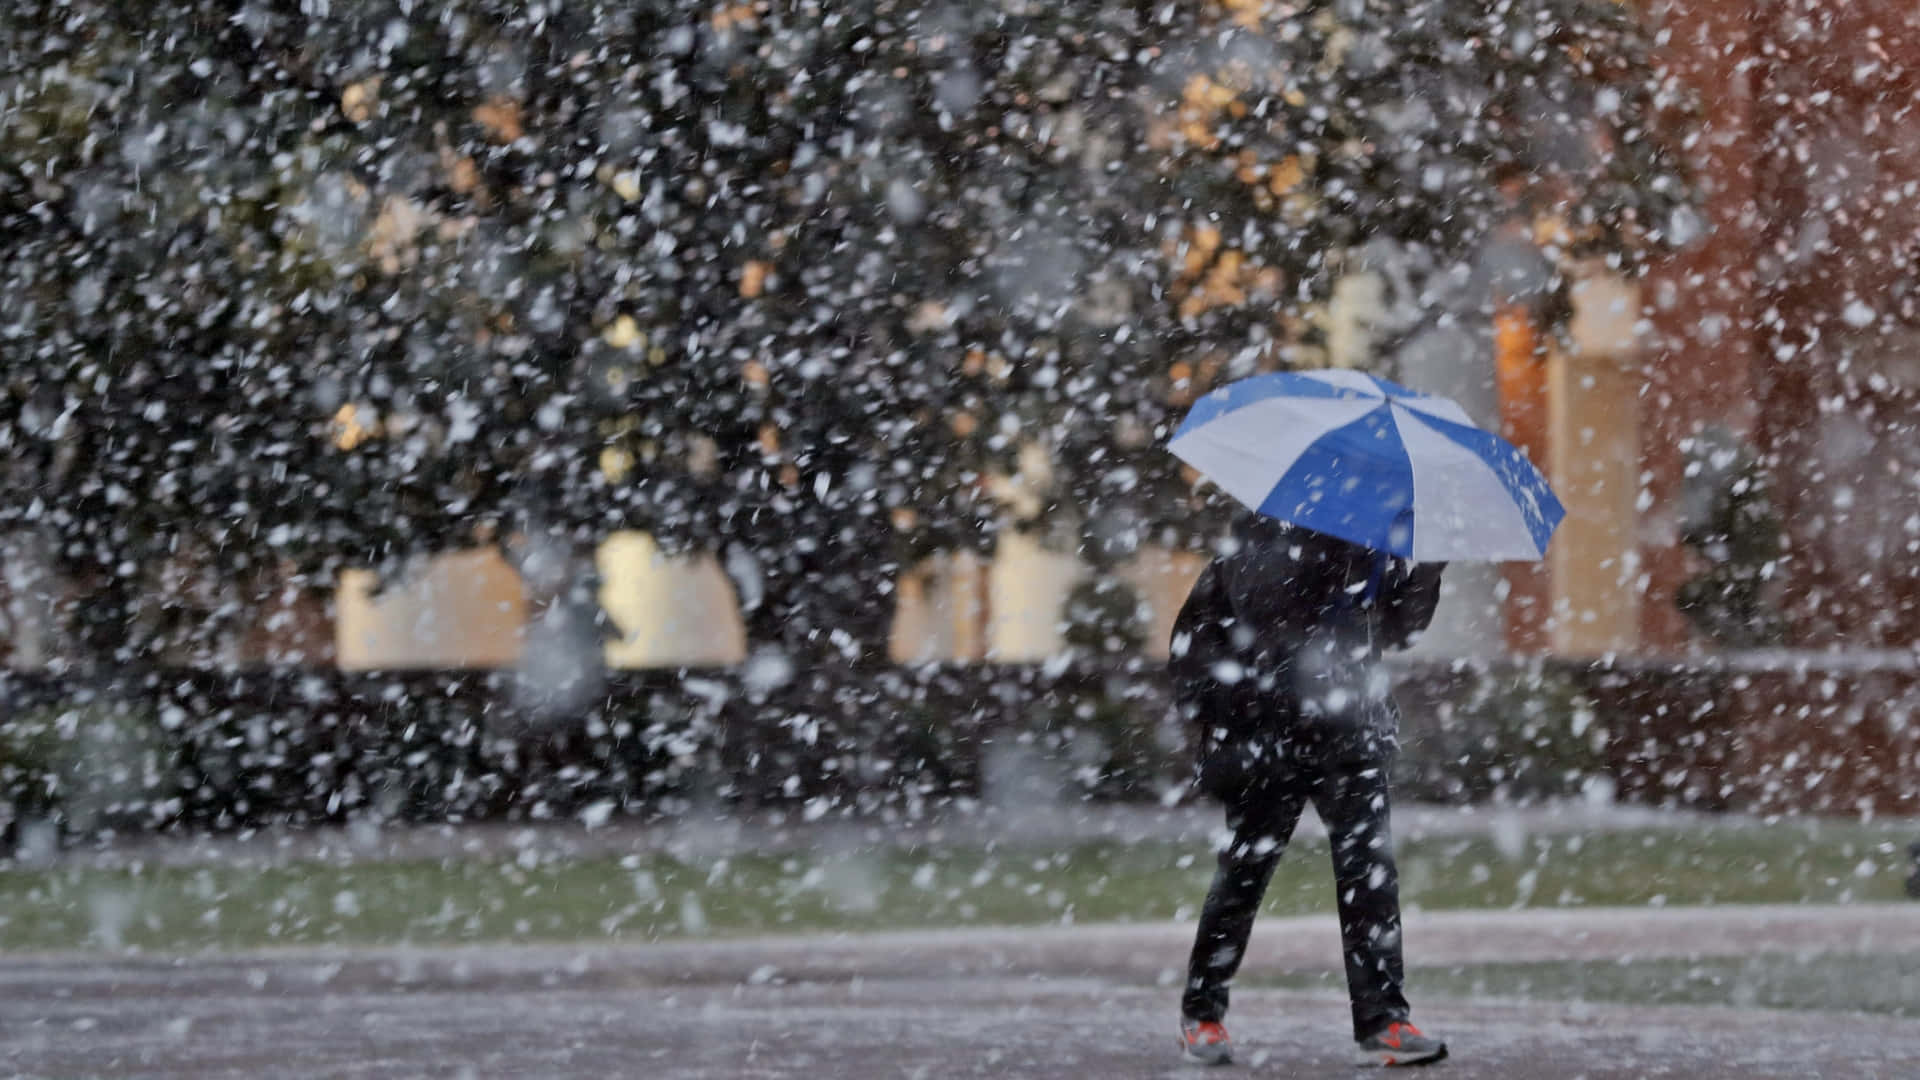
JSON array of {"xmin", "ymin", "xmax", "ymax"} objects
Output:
[
  {"xmin": 50, "ymin": 798, "xmax": 1737, "ymax": 872},
  {"xmin": 5, "ymin": 905, "xmax": 1919, "ymax": 1078},
  {"xmin": 12, "ymin": 805, "xmax": 1918, "ymax": 1075}
]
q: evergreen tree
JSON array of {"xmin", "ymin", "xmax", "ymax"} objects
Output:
[{"xmin": 1676, "ymin": 428, "xmax": 1785, "ymax": 647}]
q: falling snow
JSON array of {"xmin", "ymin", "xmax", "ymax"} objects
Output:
[{"xmin": 3, "ymin": 1, "xmax": 1920, "ymax": 1074}]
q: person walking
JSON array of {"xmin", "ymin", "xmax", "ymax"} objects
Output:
[{"xmin": 1171, "ymin": 513, "xmax": 1449, "ymax": 1067}]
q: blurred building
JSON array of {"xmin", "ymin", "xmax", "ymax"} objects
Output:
[
  {"xmin": 1321, "ymin": 0, "xmax": 1920, "ymax": 660},
  {"xmin": 333, "ymin": 537, "xmax": 745, "ymax": 671},
  {"xmin": 888, "ymin": 535, "xmax": 1206, "ymax": 663},
  {"xmin": 1635, "ymin": 0, "xmax": 1920, "ymax": 653}
]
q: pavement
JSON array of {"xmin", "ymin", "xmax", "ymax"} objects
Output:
[{"xmin": 5, "ymin": 904, "xmax": 1920, "ymax": 1079}]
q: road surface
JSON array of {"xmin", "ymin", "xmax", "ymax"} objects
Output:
[{"xmin": 5, "ymin": 905, "xmax": 1918, "ymax": 1078}]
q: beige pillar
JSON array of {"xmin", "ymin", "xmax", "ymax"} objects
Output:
[
  {"xmin": 888, "ymin": 550, "xmax": 990, "ymax": 664},
  {"xmin": 598, "ymin": 532, "xmax": 746, "ymax": 668},
  {"xmin": 985, "ymin": 531, "xmax": 1085, "ymax": 661},
  {"xmin": 1545, "ymin": 272, "xmax": 1643, "ymax": 655},
  {"xmin": 335, "ymin": 549, "xmax": 527, "ymax": 670},
  {"xmin": 1118, "ymin": 549, "xmax": 1208, "ymax": 659}
]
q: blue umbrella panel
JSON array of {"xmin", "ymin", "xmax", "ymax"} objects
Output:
[{"xmin": 1168, "ymin": 370, "xmax": 1565, "ymax": 561}]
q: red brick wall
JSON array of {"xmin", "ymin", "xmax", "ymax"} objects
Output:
[
  {"xmin": 1641, "ymin": 0, "xmax": 1920, "ymax": 651},
  {"xmin": 1750, "ymin": 2, "xmax": 1920, "ymax": 647},
  {"xmin": 1639, "ymin": 0, "xmax": 1765, "ymax": 653}
]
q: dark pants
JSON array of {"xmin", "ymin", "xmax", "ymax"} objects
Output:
[{"xmin": 1180, "ymin": 757, "xmax": 1409, "ymax": 1040}]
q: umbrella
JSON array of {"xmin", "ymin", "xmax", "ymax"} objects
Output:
[{"xmin": 1167, "ymin": 369, "xmax": 1564, "ymax": 561}]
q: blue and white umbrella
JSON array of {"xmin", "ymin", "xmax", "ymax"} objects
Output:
[{"xmin": 1168, "ymin": 369, "xmax": 1565, "ymax": 561}]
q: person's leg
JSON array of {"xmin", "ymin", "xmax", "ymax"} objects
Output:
[
  {"xmin": 1309, "ymin": 760, "xmax": 1411, "ymax": 1041},
  {"xmin": 1180, "ymin": 778, "xmax": 1310, "ymax": 1023}
]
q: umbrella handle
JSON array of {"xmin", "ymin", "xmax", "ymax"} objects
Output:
[{"xmin": 1363, "ymin": 551, "xmax": 1389, "ymax": 604}]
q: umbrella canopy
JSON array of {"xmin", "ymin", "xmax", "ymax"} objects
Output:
[{"xmin": 1168, "ymin": 369, "xmax": 1565, "ymax": 561}]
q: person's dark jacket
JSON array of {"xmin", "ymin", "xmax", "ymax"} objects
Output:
[{"xmin": 1170, "ymin": 516, "xmax": 1445, "ymax": 791}]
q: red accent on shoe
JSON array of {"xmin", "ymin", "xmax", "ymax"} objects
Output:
[
  {"xmin": 1381, "ymin": 1021, "xmax": 1424, "ymax": 1050},
  {"xmin": 1184, "ymin": 1021, "xmax": 1229, "ymax": 1047}
]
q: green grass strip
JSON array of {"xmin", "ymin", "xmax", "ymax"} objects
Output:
[{"xmin": 0, "ymin": 821, "xmax": 1911, "ymax": 953}]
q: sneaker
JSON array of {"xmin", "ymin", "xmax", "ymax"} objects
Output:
[
  {"xmin": 1178, "ymin": 1018, "xmax": 1234, "ymax": 1066},
  {"xmin": 1355, "ymin": 1020, "xmax": 1447, "ymax": 1067}
]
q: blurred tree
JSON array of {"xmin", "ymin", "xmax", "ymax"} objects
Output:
[
  {"xmin": 0, "ymin": 0, "xmax": 1692, "ymax": 680},
  {"xmin": 0, "ymin": 3, "xmax": 339, "ymax": 667}
]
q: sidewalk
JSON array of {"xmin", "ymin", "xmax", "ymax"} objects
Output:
[{"xmin": 5, "ymin": 906, "xmax": 1918, "ymax": 1079}]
